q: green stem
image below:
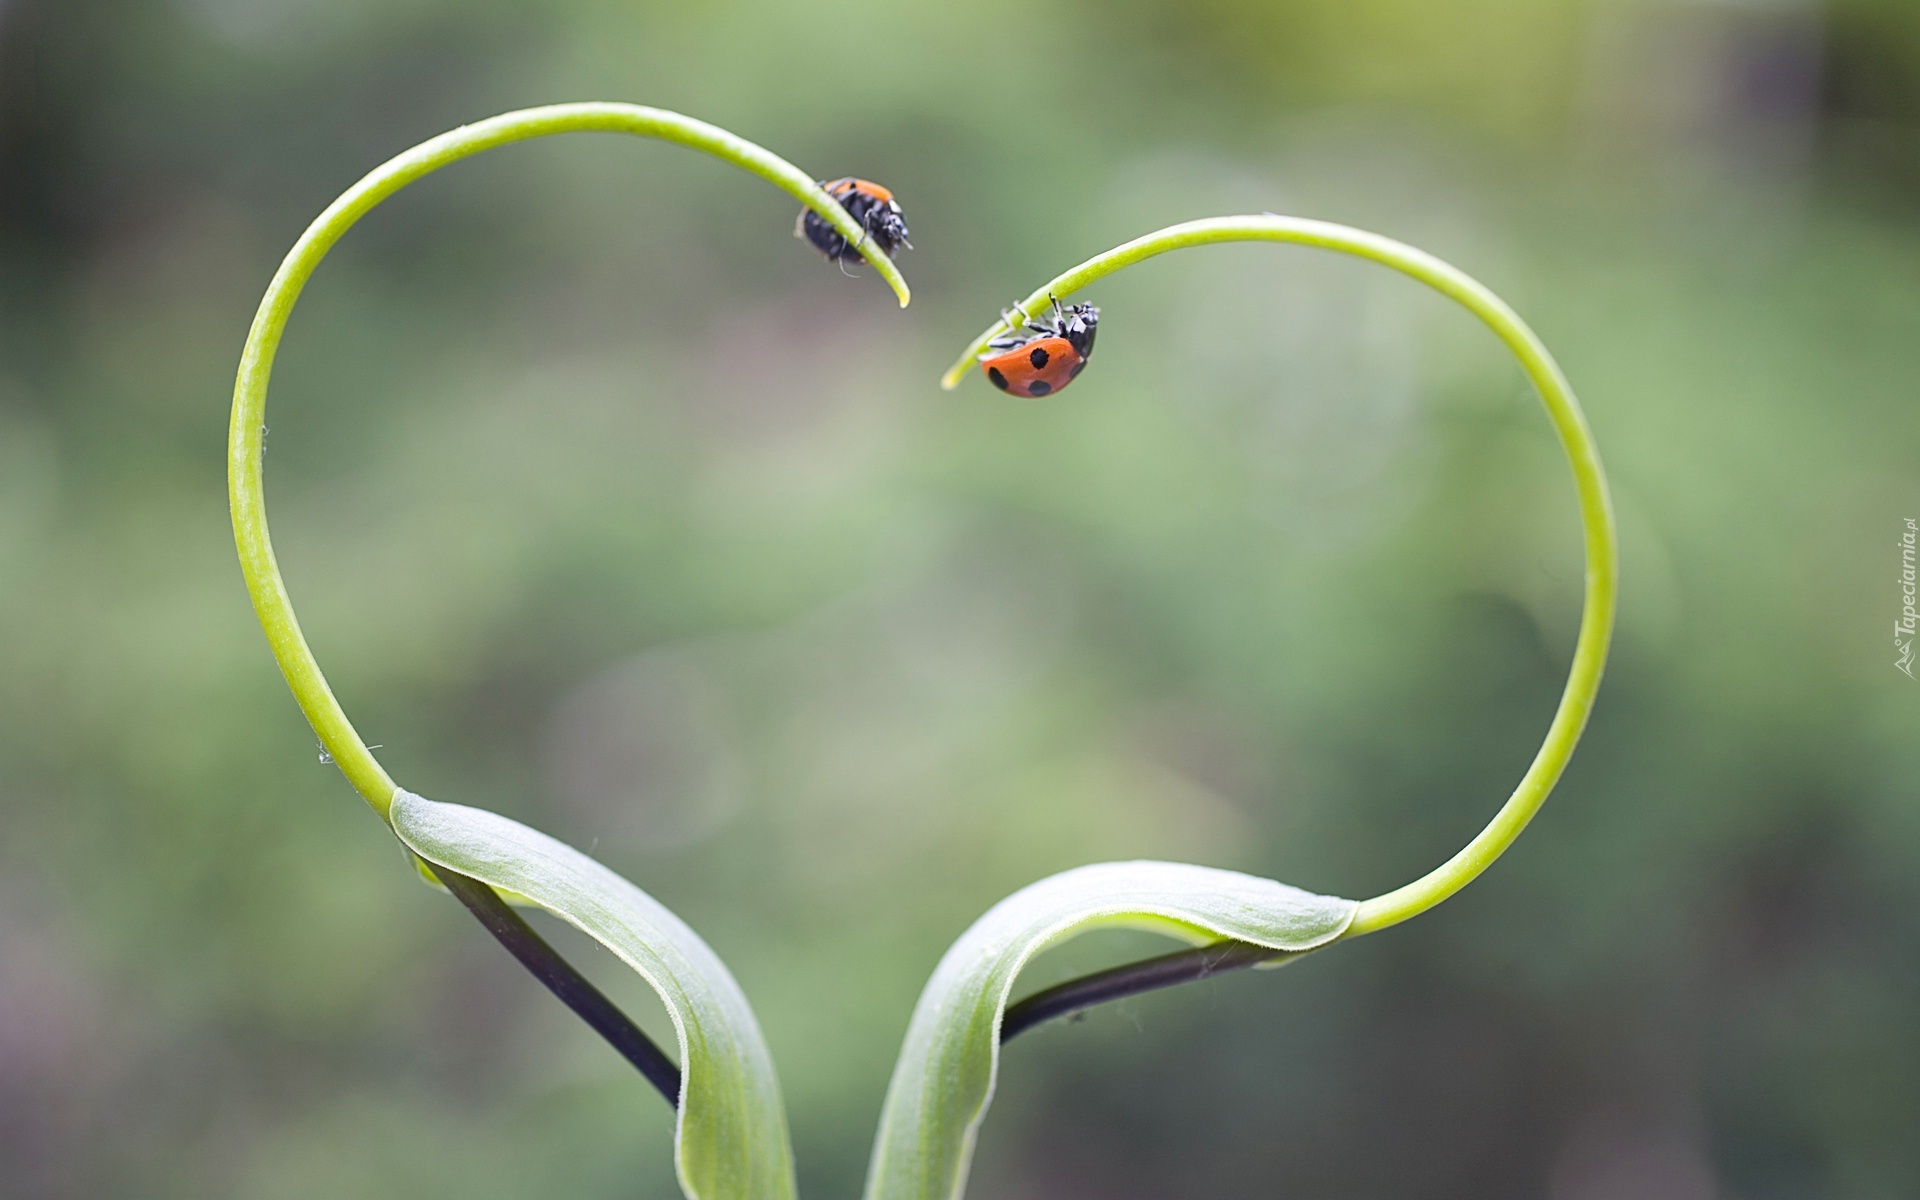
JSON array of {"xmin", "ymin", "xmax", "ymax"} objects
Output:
[
  {"xmin": 942, "ymin": 215, "xmax": 1617, "ymax": 937},
  {"xmin": 230, "ymin": 102, "xmax": 910, "ymax": 824}
]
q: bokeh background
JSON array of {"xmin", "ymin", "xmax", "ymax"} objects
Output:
[{"xmin": 3, "ymin": 0, "xmax": 1918, "ymax": 1196}]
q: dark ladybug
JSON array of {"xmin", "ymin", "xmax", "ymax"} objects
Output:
[
  {"xmin": 979, "ymin": 296, "xmax": 1099, "ymax": 398},
  {"xmin": 796, "ymin": 177, "xmax": 911, "ymax": 263}
]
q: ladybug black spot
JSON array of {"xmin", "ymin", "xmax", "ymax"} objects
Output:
[
  {"xmin": 987, "ymin": 367, "xmax": 1010, "ymax": 391},
  {"xmin": 1028, "ymin": 380, "xmax": 1052, "ymax": 397},
  {"xmin": 1069, "ymin": 361, "xmax": 1085, "ymax": 378},
  {"xmin": 1029, "ymin": 346, "xmax": 1050, "ymax": 369}
]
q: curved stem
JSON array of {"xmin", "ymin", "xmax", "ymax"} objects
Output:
[
  {"xmin": 944, "ymin": 216, "xmax": 1617, "ymax": 938},
  {"xmin": 230, "ymin": 102, "xmax": 908, "ymax": 824}
]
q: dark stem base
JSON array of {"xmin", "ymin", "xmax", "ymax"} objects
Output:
[
  {"xmin": 437, "ymin": 861, "xmax": 1312, "ymax": 1108},
  {"xmin": 433, "ymin": 863, "xmax": 682, "ymax": 1106},
  {"xmin": 1000, "ymin": 940, "xmax": 1304, "ymax": 1044}
]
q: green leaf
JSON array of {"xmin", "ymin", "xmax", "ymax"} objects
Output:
[
  {"xmin": 389, "ymin": 789, "xmax": 795, "ymax": 1200},
  {"xmin": 863, "ymin": 861, "xmax": 1357, "ymax": 1200}
]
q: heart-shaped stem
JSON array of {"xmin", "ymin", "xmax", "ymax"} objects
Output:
[
  {"xmin": 229, "ymin": 104, "xmax": 910, "ymax": 1113},
  {"xmin": 950, "ymin": 215, "xmax": 1618, "ymax": 1027},
  {"xmin": 231, "ymin": 102, "xmax": 907, "ymax": 826}
]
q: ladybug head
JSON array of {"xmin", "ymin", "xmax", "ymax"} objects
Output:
[
  {"xmin": 1059, "ymin": 303, "xmax": 1099, "ymax": 357},
  {"xmin": 866, "ymin": 200, "xmax": 911, "ymax": 255}
]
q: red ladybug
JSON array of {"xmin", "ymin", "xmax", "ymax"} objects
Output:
[
  {"xmin": 796, "ymin": 177, "xmax": 910, "ymax": 263},
  {"xmin": 979, "ymin": 297, "xmax": 1099, "ymax": 398}
]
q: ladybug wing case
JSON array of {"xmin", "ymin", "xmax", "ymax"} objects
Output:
[{"xmin": 982, "ymin": 336, "xmax": 1083, "ymax": 397}]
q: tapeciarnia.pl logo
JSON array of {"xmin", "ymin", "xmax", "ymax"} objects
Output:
[{"xmin": 1899, "ymin": 518, "xmax": 1917, "ymax": 679}]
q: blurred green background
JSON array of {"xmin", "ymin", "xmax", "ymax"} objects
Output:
[{"xmin": 3, "ymin": 0, "xmax": 1918, "ymax": 1196}]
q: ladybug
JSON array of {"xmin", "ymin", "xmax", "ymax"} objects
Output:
[
  {"xmin": 796, "ymin": 177, "xmax": 911, "ymax": 263},
  {"xmin": 979, "ymin": 296, "xmax": 1099, "ymax": 398}
]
